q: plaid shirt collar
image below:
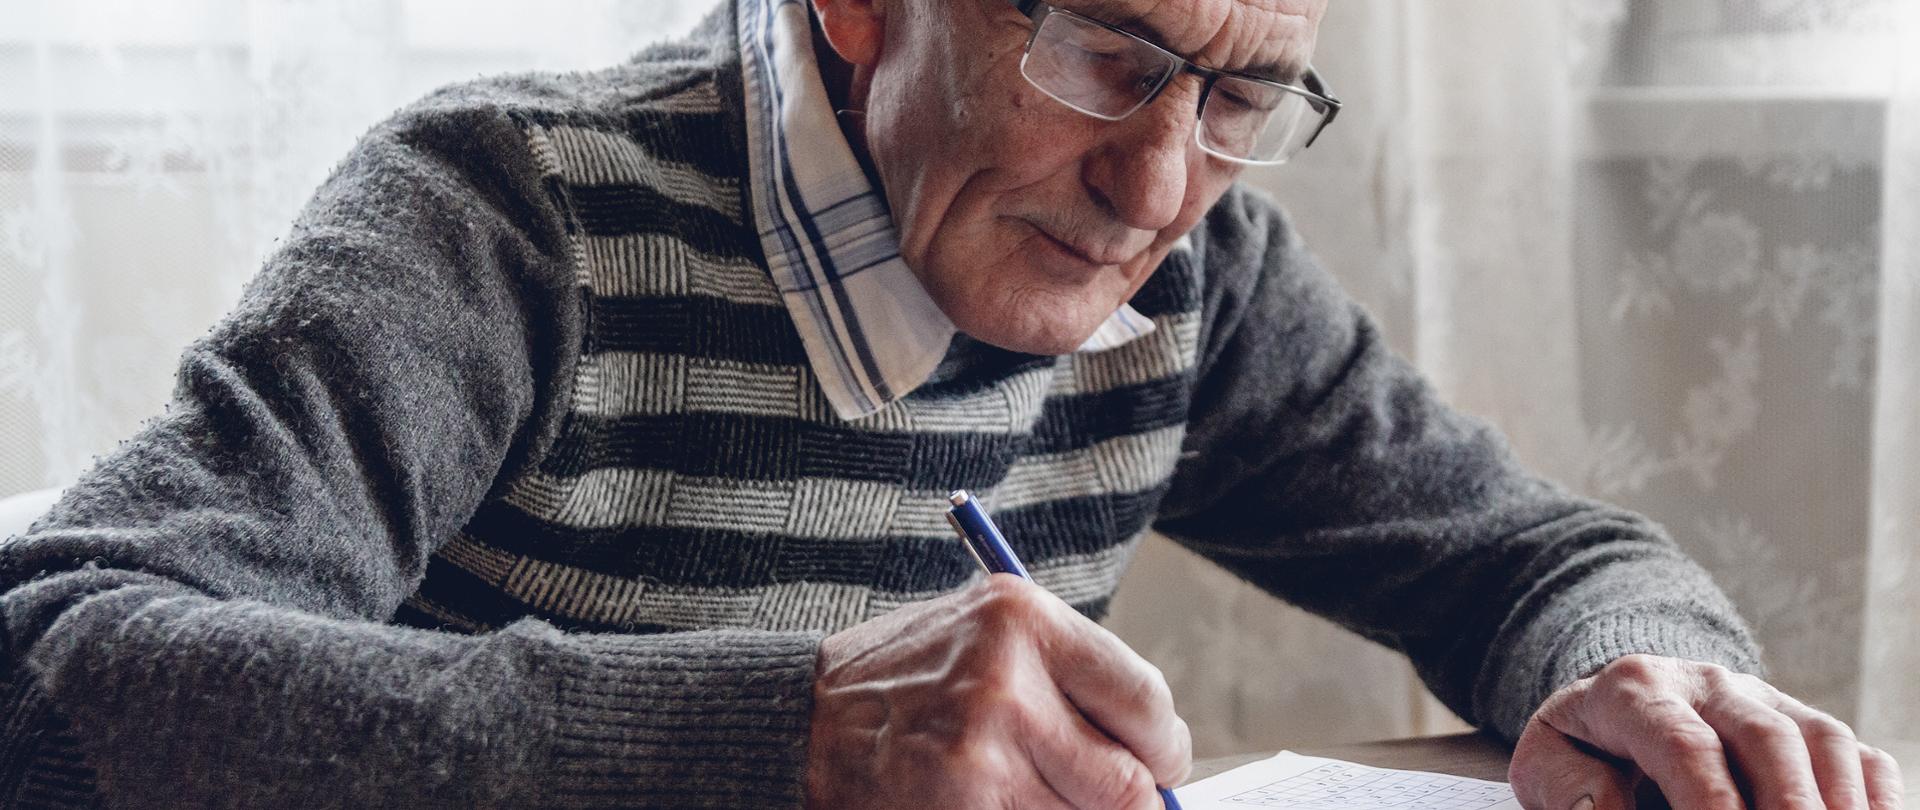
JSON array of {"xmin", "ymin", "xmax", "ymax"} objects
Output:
[{"xmin": 737, "ymin": 0, "xmax": 1158, "ymax": 421}]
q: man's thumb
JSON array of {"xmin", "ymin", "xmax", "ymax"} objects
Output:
[{"xmin": 1510, "ymin": 719, "xmax": 1640, "ymax": 810}]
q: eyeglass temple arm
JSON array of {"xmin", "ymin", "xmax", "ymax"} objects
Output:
[{"xmin": 1301, "ymin": 67, "xmax": 1341, "ymax": 149}]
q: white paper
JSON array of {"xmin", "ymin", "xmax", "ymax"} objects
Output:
[{"xmin": 1174, "ymin": 751, "xmax": 1524, "ymax": 810}]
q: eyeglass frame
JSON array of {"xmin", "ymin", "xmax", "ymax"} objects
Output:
[{"xmin": 1005, "ymin": 0, "xmax": 1343, "ymax": 165}]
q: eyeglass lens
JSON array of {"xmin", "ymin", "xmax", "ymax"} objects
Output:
[
  {"xmin": 1200, "ymin": 74, "xmax": 1325, "ymax": 163},
  {"xmin": 1018, "ymin": 7, "xmax": 1330, "ymax": 164},
  {"xmin": 1021, "ymin": 9, "xmax": 1177, "ymax": 120}
]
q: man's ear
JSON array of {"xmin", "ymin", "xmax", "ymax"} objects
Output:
[{"xmin": 812, "ymin": 0, "xmax": 885, "ymax": 67}]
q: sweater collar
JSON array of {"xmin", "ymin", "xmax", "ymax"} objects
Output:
[{"xmin": 736, "ymin": 0, "xmax": 1157, "ymax": 421}]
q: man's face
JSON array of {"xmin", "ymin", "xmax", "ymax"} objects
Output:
[{"xmin": 856, "ymin": 0, "xmax": 1326, "ymax": 354}]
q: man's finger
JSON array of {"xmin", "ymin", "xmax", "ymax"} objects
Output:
[
  {"xmin": 1510, "ymin": 715, "xmax": 1638, "ymax": 810},
  {"xmin": 1006, "ymin": 764, "xmax": 1081, "ymax": 810},
  {"xmin": 1537, "ymin": 672, "xmax": 1743, "ymax": 810},
  {"xmin": 1767, "ymin": 696, "xmax": 1868, "ymax": 810},
  {"xmin": 1016, "ymin": 586, "xmax": 1189, "ymax": 785},
  {"xmin": 1697, "ymin": 684, "xmax": 1822, "ymax": 810},
  {"xmin": 1860, "ymin": 744, "xmax": 1905, "ymax": 810},
  {"xmin": 1052, "ymin": 638, "xmax": 1189, "ymax": 787},
  {"xmin": 1018, "ymin": 690, "xmax": 1163, "ymax": 810}
]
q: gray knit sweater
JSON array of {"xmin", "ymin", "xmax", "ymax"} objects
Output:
[{"xmin": 0, "ymin": 2, "xmax": 1760, "ymax": 807}]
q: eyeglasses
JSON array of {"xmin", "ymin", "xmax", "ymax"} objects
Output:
[{"xmin": 1007, "ymin": 0, "xmax": 1342, "ymax": 165}]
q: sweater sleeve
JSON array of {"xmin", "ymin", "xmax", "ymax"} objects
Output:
[
  {"xmin": 0, "ymin": 90, "xmax": 817, "ymax": 809},
  {"xmin": 1155, "ymin": 185, "xmax": 1763, "ymax": 742}
]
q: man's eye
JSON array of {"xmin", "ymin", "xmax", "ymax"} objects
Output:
[
  {"xmin": 1067, "ymin": 45, "xmax": 1126, "ymax": 65},
  {"xmin": 1215, "ymin": 91, "xmax": 1276, "ymax": 114},
  {"xmin": 1208, "ymin": 93, "xmax": 1250, "ymax": 116}
]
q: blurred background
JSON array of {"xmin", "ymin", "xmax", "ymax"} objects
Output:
[{"xmin": 1, "ymin": 0, "xmax": 1915, "ymax": 760}]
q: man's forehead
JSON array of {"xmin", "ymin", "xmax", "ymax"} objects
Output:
[{"xmin": 1057, "ymin": 0, "xmax": 1325, "ymax": 80}]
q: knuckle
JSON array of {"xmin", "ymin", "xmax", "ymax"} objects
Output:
[
  {"xmin": 1638, "ymin": 693, "xmax": 1699, "ymax": 728},
  {"xmin": 1091, "ymin": 763, "xmax": 1158, "ymax": 810},
  {"xmin": 1655, "ymin": 722, "xmax": 1725, "ymax": 761},
  {"xmin": 1736, "ymin": 671, "xmax": 1775, "ymax": 693},
  {"xmin": 1124, "ymin": 662, "xmax": 1173, "ymax": 709},
  {"xmin": 997, "ymin": 579, "xmax": 1069, "ymax": 624},
  {"xmin": 976, "ymin": 575, "xmax": 1030, "ymax": 614},
  {"xmin": 1701, "ymin": 666, "xmax": 1778, "ymax": 706},
  {"xmin": 1599, "ymin": 653, "xmax": 1666, "ymax": 685},
  {"xmin": 1699, "ymin": 662, "xmax": 1742, "ymax": 691},
  {"xmin": 1861, "ymin": 743, "xmax": 1904, "ymax": 774},
  {"xmin": 980, "ymin": 572, "xmax": 1029, "ymax": 599},
  {"xmin": 1779, "ymin": 787, "xmax": 1828, "ymax": 810},
  {"xmin": 1801, "ymin": 714, "xmax": 1857, "ymax": 745},
  {"xmin": 954, "ymin": 679, "xmax": 1025, "ymax": 727},
  {"xmin": 1586, "ymin": 676, "xmax": 1637, "ymax": 711},
  {"xmin": 1728, "ymin": 710, "xmax": 1801, "ymax": 743},
  {"xmin": 974, "ymin": 582, "xmax": 1047, "ymax": 635},
  {"xmin": 1589, "ymin": 663, "xmax": 1676, "ymax": 711},
  {"xmin": 1144, "ymin": 661, "xmax": 1172, "ymax": 700},
  {"xmin": 950, "ymin": 741, "xmax": 1016, "ymax": 783}
]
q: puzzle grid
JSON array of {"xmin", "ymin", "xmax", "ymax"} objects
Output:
[{"xmin": 1222, "ymin": 762, "xmax": 1513, "ymax": 809}]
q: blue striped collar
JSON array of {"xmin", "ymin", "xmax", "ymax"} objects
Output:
[{"xmin": 736, "ymin": 0, "xmax": 1158, "ymax": 421}]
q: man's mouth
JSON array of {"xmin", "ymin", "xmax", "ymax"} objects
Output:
[{"xmin": 1029, "ymin": 222, "xmax": 1135, "ymax": 269}]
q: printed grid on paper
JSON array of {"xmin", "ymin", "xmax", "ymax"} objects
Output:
[{"xmin": 1223, "ymin": 762, "xmax": 1514, "ymax": 810}]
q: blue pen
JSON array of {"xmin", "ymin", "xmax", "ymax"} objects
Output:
[{"xmin": 945, "ymin": 489, "xmax": 1185, "ymax": 810}]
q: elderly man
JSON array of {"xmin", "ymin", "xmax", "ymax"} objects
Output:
[{"xmin": 0, "ymin": 0, "xmax": 1900, "ymax": 807}]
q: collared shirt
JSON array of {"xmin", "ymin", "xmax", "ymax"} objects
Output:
[{"xmin": 737, "ymin": 0, "xmax": 1159, "ymax": 421}]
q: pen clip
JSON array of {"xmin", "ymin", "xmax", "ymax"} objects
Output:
[{"xmin": 946, "ymin": 512, "xmax": 992, "ymax": 574}]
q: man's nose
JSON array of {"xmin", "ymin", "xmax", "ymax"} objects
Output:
[{"xmin": 1082, "ymin": 87, "xmax": 1195, "ymax": 233}]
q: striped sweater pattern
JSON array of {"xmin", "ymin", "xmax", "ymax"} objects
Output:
[{"xmin": 391, "ymin": 76, "xmax": 1207, "ymax": 639}]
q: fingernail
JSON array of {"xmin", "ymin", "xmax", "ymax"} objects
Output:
[{"xmin": 1570, "ymin": 796, "xmax": 1594, "ymax": 810}]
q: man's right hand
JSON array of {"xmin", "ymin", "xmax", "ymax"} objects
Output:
[{"xmin": 805, "ymin": 574, "xmax": 1192, "ymax": 809}]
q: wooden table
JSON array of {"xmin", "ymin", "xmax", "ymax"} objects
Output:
[{"xmin": 1195, "ymin": 733, "xmax": 1920, "ymax": 805}]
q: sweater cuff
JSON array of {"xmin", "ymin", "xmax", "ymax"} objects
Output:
[
  {"xmin": 1480, "ymin": 609, "xmax": 1764, "ymax": 742},
  {"xmin": 543, "ymin": 629, "xmax": 822, "ymax": 808}
]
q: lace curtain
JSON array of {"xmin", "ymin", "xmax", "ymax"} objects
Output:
[
  {"xmin": 0, "ymin": 0, "xmax": 709, "ymax": 495},
  {"xmin": 2, "ymin": 0, "xmax": 1914, "ymax": 758}
]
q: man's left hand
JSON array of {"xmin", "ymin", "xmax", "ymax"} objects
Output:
[{"xmin": 1509, "ymin": 654, "xmax": 1905, "ymax": 810}]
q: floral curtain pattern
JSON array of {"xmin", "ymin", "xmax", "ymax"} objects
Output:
[{"xmin": 1575, "ymin": 147, "xmax": 1883, "ymax": 715}]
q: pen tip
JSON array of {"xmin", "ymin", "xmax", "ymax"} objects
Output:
[{"xmin": 948, "ymin": 490, "xmax": 970, "ymax": 506}]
